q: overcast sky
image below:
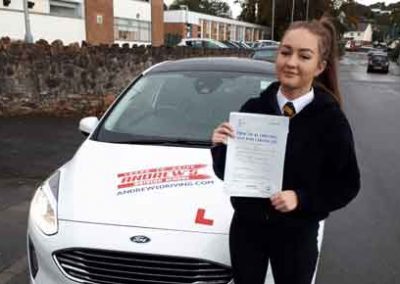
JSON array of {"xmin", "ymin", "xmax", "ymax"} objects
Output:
[{"xmin": 165, "ymin": 1, "xmax": 400, "ymax": 19}]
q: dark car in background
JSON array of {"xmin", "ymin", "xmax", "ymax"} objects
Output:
[
  {"xmin": 177, "ymin": 38, "xmax": 228, "ymax": 49},
  {"xmin": 367, "ymin": 52, "xmax": 390, "ymax": 73},
  {"xmin": 221, "ymin": 40, "xmax": 241, "ymax": 49},
  {"xmin": 221, "ymin": 40, "xmax": 252, "ymax": 49},
  {"xmin": 251, "ymin": 46, "xmax": 279, "ymax": 63},
  {"xmin": 232, "ymin": 41, "xmax": 252, "ymax": 49}
]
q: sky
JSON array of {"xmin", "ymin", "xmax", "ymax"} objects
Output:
[{"xmin": 165, "ymin": 1, "xmax": 400, "ymax": 19}]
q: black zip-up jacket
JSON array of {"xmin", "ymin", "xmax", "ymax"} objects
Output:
[{"xmin": 211, "ymin": 82, "xmax": 360, "ymax": 225}]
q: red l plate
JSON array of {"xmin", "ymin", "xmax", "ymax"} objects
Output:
[{"xmin": 195, "ymin": 208, "xmax": 214, "ymax": 226}]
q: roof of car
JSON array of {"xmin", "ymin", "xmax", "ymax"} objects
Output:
[
  {"xmin": 254, "ymin": 46, "xmax": 279, "ymax": 50},
  {"xmin": 145, "ymin": 57, "xmax": 275, "ymax": 75},
  {"xmin": 183, "ymin": 38, "xmax": 218, "ymax": 41}
]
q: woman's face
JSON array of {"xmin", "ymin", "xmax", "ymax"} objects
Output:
[{"xmin": 275, "ymin": 28, "xmax": 326, "ymax": 92}]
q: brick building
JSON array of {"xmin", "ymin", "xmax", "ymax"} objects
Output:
[{"xmin": 0, "ymin": 0, "xmax": 164, "ymax": 46}]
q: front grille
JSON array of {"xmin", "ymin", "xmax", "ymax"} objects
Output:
[{"xmin": 54, "ymin": 248, "xmax": 232, "ymax": 284}]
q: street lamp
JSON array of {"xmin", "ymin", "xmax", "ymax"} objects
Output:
[
  {"xmin": 271, "ymin": 0, "xmax": 275, "ymax": 40},
  {"xmin": 23, "ymin": 0, "xmax": 33, "ymax": 43},
  {"xmin": 291, "ymin": 0, "xmax": 295, "ymax": 23},
  {"xmin": 305, "ymin": 0, "xmax": 310, "ymax": 21},
  {"xmin": 180, "ymin": 5, "xmax": 190, "ymax": 38}
]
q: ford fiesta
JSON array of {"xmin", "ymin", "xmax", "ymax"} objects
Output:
[{"xmin": 27, "ymin": 57, "xmax": 324, "ymax": 284}]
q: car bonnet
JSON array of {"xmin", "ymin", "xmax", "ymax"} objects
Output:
[{"xmin": 58, "ymin": 139, "xmax": 233, "ymax": 234}]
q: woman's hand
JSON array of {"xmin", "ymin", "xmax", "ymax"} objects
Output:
[
  {"xmin": 271, "ymin": 190, "xmax": 298, "ymax": 213},
  {"xmin": 211, "ymin": 122, "xmax": 235, "ymax": 146}
]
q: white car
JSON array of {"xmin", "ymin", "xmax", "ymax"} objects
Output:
[
  {"xmin": 177, "ymin": 38, "xmax": 228, "ymax": 49},
  {"xmin": 27, "ymin": 57, "xmax": 324, "ymax": 284},
  {"xmin": 253, "ymin": 40, "xmax": 280, "ymax": 49}
]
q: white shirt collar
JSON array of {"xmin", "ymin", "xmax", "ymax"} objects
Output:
[{"xmin": 277, "ymin": 87, "xmax": 315, "ymax": 115}]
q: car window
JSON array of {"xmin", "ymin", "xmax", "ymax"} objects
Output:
[
  {"xmin": 372, "ymin": 55, "xmax": 387, "ymax": 60},
  {"xmin": 99, "ymin": 71, "xmax": 274, "ymax": 143},
  {"xmin": 204, "ymin": 41, "xmax": 222, "ymax": 48},
  {"xmin": 253, "ymin": 49, "xmax": 278, "ymax": 61}
]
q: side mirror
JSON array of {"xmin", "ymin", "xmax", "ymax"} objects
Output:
[{"xmin": 79, "ymin": 117, "xmax": 99, "ymax": 136}]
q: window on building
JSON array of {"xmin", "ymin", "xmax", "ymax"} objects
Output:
[
  {"xmin": 49, "ymin": 0, "xmax": 82, "ymax": 18},
  {"xmin": 260, "ymin": 30, "xmax": 265, "ymax": 40},
  {"xmin": 245, "ymin": 28, "xmax": 253, "ymax": 41},
  {"xmin": 219, "ymin": 23, "xmax": 225, "ymax": 41},
  {"xmin": 211, "ymin": 21, "xmax": 218, "ymax": 39},
  {"xmin": 254, "ymin": 29, "xmax": 259, "ymax": 41},
  {"xmin": 114, "ymin": 18, "xmax": 151, "ymax": 42},
  {"xmin": 236, "ymin": 26, "xmax": 244, "ymax": 41},
  {"xmin": 202, "ymin": 20, "xmax": 210, "ymax": 38}
]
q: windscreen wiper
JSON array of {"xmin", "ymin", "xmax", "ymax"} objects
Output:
[{"xmin": 112, "ymin": 139, "xmax": 212, "ymax": 147}]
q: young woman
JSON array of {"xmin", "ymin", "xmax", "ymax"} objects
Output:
[{"xmin": 211, "ymin": 18, "xmax": 360, "ymax": 284}]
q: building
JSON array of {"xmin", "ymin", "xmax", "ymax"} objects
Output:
[
  {"xmin": 0, "ymin": 0, "xmax": 86, "ymax": 44},
  {"xmin": 164, "ymin": 9, "xmax": 269, "ymax": 42},
  {"xmin": 343, "ymin": 23, "xmax": 373, "ymax": 43},
  {"xmin": 0, "ymin": 0, "xmax": 164, "ymax": 46}
]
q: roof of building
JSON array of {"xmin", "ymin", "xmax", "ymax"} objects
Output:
[
  {"xmin": 344, "ymin": 22, "xmax": 371, "ymax": 33},
  {"xmin": 146, "ymin": 57, "xmax": 275, "ymax": 75}
]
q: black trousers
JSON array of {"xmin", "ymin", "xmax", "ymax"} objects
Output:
[{"xmin": 230, "ymin": 211, "xmax": 319, "ymax": 284}]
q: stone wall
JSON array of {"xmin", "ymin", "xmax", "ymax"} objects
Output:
[{"xmin": 0, "ymin": 38, "xmax": 252, "ymax": 117}]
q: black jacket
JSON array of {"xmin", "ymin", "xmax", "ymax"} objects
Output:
[{"xmin": 211, "ymin": 82, "xmax": 360, "ymax": 225}]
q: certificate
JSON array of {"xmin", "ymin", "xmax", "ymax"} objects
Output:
[{"xmin": 224, "ymin": 112, "xmax": 289, "ymax": 198}]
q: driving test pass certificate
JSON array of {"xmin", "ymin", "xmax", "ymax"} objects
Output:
[{"xmin": 224, "ymin": 112, "xmax": 289, "ymax": 198}]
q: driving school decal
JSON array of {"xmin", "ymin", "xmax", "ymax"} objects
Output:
[{"xmin": 116, "ymin": 164, "xmax": 214, "ymax": 196}]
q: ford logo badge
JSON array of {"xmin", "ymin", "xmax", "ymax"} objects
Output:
[{"xmin": 130, "ymin": 235, "xmax": 151, "ymax": 244}]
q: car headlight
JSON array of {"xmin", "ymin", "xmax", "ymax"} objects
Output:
[{"xmin": 30, "ymin": 171, "xmax": 60, "ymax": 235}]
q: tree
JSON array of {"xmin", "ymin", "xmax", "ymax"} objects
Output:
[
  {"xmin": 169, "ymin": 0, "xmax": 231, "ymax": 18},
  {"xmin": 236, "ymin": 0, "xmax": 334, "ymax": 39}
]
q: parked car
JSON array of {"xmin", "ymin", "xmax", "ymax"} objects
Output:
[
  {"xmin": 252, "ymin": 46, "xmax": 279, "ymax": 63},
  {"xmin": 27, "ymin": 57, "xmax": 324, "ymax": 284},
  {"xmin": 232, "ymin": 40, "xmax": 253, "ymax": 49},
  {"xmin": 367, "ymin": 48, "xmax": 387, "ymax": 59},
  {"xmin": 367, "ymin": 52, "xmax": 390, "ymax": 73},
  {"xmin": 253, "ymin": 40, "xmax": 280, "ymax": 49},
  {"xmin": 177, "ymin": 38, "xmax": 228, "ymax": 49},
  {"xmin": 221, "ymin": 40, "xmax": 241, "ymax": 49},
  {"xmin": 245, "ymin": 41, "xmax": 255, "ymax": 48},
  {"xmin": 345, "ymin": 40, "xmax": 357, "ymax": 51}
]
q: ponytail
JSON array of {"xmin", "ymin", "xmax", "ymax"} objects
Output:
[{"xmin": 286, "ymin": 17, "xmax": 342, "ymax": 107}]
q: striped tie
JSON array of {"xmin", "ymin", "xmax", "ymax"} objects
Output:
[{"xmin": 283, "ymin": 102, "xmax": 296, "ymax": 118}]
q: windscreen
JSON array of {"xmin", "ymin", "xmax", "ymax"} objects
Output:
[{"xmin": 97, "ymin": 71, "xmax": 274, "ymax": 144}]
